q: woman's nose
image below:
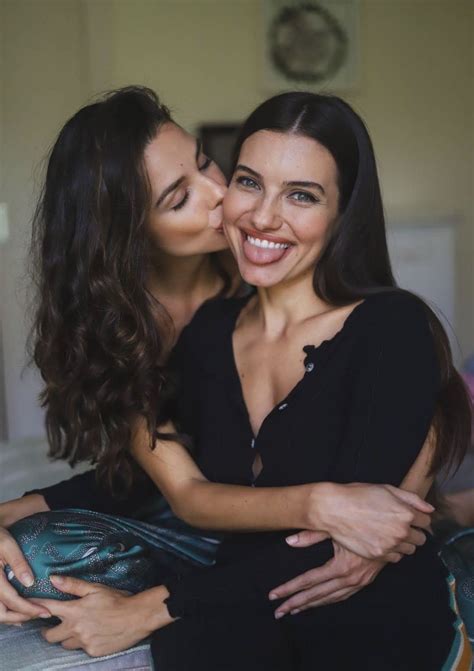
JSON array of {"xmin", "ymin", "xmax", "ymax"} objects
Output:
[
  {"xmin": 205, "ymin": 174, "xmax": 227, "ymax": 208},
  {"xmin": 252, "ymin": 198, "xmax": 281, "ymax": 231}
]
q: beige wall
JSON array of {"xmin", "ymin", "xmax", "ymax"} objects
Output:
[{"xmin": 1, "ymin": 0, "xmax": 473, "ymax": 439}]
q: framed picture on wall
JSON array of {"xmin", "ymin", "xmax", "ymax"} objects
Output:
[
  {"xmin": 198, "ymin": 124, "xmax": 241, "ymax": 182},
  {"xmin": 261, "ymin": 0, "xmax": 360, "ymax": 93}
]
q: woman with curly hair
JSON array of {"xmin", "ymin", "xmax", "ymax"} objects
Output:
[{"xmin": 0, "ymin": 88, "xmax": 455, "ymax": 667}]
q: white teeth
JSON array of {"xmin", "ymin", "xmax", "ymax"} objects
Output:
[{"xmin": 246, "ymin": 235, "xmax": 290, "ymax": 250}]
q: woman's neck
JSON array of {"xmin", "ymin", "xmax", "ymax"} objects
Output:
[
  {"xmin": 147, "ymin": 251, "xmax": 223, "ymax": 336},
  {"xmin": 250, "ymin": 273, "xmax": 332, "ymax": 339}
]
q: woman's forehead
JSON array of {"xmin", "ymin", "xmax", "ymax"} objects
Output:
[{"xmin": 238, "ymin": 131, "xmax": 337, "ymax": 182}]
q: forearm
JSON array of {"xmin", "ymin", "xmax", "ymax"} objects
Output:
[
  {"xmin": 399, "ymin": 426, "xmax": 435, "ymax": 497},
  {"xmin": 0, "ymin": 494, "xmax": 49, "ymax": 528},
  {"xmin": 171, "ymin": 479, "xmax": 319, "ymax": 531}
]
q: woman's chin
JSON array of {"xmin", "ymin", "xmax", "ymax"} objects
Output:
[{"xmin": 237, "ymin": 261, "xmax": 286, "ymax": 288}]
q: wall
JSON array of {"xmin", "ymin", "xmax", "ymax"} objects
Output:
[
  {"xmin": 1, "ymin": 0, "xmax": 473, "ymax": 440},
  {"xmin": 0, "ymin": 0, "xmax": 88, "ymax": 439}
]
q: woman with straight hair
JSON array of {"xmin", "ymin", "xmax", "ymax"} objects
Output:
[
  {"xmin": 0, "ymin": 89, "xmax": 462, "ymax": 668},
  {"xmin": 138, "ymin": 91, "xmax": 471, "ymax": 669}
]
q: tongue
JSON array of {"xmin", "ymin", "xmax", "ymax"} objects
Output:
[{"xmin": 243, "ymin": 238, "xmax": 289, "ymax": 265}]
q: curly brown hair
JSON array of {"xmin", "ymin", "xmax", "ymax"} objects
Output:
[{"xmin": 30, "ymin": 86, "xmax": 178, "ymax": 493}]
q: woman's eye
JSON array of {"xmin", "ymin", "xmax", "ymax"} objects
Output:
[
  {"xmin": 236, "ymin": 175, "xmax": 259, "ymax": 189},
  {"xmin": 198, "ymin": 155, "xmax": 212, "ymax": 171},
  {"xmin": 172, "ymin": 190, "xmax": 190, "ymax": 211},
  {"xmin": 290, "ymin": 191, "xmax": 318, "ymax": 204}
]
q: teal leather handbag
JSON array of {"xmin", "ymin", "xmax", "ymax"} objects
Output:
[{"xmin": 5, "ymin": 508, "xmax": 219, "ymax": 600}]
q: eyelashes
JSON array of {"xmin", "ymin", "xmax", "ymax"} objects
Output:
[
  {"xmin": 172, "ymin": 190, "xmax": 190, "ymax": 211},
  {"xmin": 236, "ymin": 175, "xmax": 259, "ymax": 189},
  {"xmin": 235, "ymin": 175, "xmax": 319, "ymax": 205},
  {"xmin": 199, "ymin": 155, "xmax": 213, "ymax": 171},
  {"xmin": 171, "ymin": 155, "xmax": 212, "ymax": 212},
  {"xmin": 290, "ymin": 191, "xmax": 318, "ymax": 204}
]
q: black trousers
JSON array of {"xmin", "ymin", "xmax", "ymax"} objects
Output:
[{"xmin": 151, "ymin": 602, "xmax": 454, "ymax": 671}]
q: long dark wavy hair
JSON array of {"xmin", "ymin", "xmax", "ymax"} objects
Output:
[
  {"xmin": 233, "ymin": 92, "xmax": 472, "ymax": 479},
  {"xmin": 30, "ymin": 86, "xmax": 222, "ymax": 492}
]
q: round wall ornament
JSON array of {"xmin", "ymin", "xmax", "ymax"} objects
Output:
[{"xmin": 269, "ymin": 3, "xmax": 348, "ymax": 83}]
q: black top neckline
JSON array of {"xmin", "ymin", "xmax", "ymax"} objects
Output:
[{"xmin": 223, "ymin": 293, "xmax": 369, "ymax": 443}]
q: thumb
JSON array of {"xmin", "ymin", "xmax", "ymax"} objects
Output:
[
  {"xmin": 387, "ymin": 486, "xmax": 434, "ymax": 513},
  {"xmin": 50, "ymin": 575, "xmax": 97, "ymax": 597},
  {"xmin": 2, "ymin": 536, "xmax": 35, "ymax": 588},
  {"xmin": 286, "ymin": 530, "xmax": 330, "ymax": 548}
]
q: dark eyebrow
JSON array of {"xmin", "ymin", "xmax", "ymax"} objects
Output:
[
  {"xmin": 234, "ymin": 164, "xmax": 262, "ymax": 180},
  {"xmin": 156, "ymin": 176, "xmax": 186, "ymax": 207},
  {"xmin": 284, "ymin": 180, "xmax": 325, "ymax": 195}
]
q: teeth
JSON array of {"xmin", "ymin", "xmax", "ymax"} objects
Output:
[{"xmin": 246, "ymin": 235, "xmax": 290, "ymax": 250}]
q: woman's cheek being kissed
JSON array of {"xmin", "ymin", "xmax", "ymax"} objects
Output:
[{"xmin": 222, "ymin": 130, "xmax": 340, "ymax": 288}]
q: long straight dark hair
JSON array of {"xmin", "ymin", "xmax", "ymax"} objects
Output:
[{"xmin": 233, "ymin": 92, "xmax": 472, "ymax": 478}]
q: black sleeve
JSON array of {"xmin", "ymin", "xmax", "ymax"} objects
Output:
[
  {"xmin": 163, "ymin": 293, "xmax": 441, "ymax": 617},
  {"xmin": 25, "ymin": 469, "xmax": 154, "ymax": 516},
  {"xmin": 335, "ymin": 292, "xmax": 440, "ymax": 485}
]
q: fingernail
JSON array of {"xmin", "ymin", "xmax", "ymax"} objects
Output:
[
  {"xmin": 51, "ymin": 575, "xmax": 63, "ymax": 585},
  {"xmin": 275, "ymin": 611, "xmax": 285, "ymax": 619},
  {"xmin": 21, "ymin": 573, "xmax": 34, "ymax": 588},
  {"xmin": 12, "ymin": 623, "xmax": 23, "ymax": 628},
  {"xmin": 286, "ymin": 535, "xmax": 298, "ymax": 546},
  {"xmin": 269, "ymin": 593, "xmax": 278, "ymax": 601},
  {"xmin": 291, "ymin": 609, "xmax": 300, "ymax": 615},
  {"xmin": 39, "ymin": 613, "xmax": 51, "ymax": 619}
]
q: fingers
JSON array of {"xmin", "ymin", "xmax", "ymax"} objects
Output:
[
  {"xmin": 49, "ymin": 575, "xmax": 96, "ymax": 598},
  {"xmin": 269, "ymin": 563, "xmax": 338, "ymax": 600},
  {"xmin": 42, "ymin": 621, "xmax": 72, "ymax": 645},
  {"xmin": 406, "ymin": 526, "xmax": 427, "ymax": 546},
  {"xmin": 29, "ymin": 598, "xmax": 70, "ymax": 618},
  {"xmin": 275, "ymin": 578, "xmax": 347, "ymax": 617},
  {"xmin": 395, "ymin": 542, "xmax": 417, "ymax": 556},
  {"xmin": 0, "ymin": 608, "xmax": 34, "ymax": 624},
  {"xmin": 285, "ymin": 530, "xmax": 329, "ymax": 548},
  {"xmin": 290, "ymin": 586, "xmax": 357, "ymax": 611},
  {"xmin": 61, "ymin": 638, "xmax": 81, "ymax": 650},
  {"xmin": 386, "ymin": 486, "xmax": 434, "ymax": 513},
  {"xmin": 410, "ymin": 511, "xmax": 431, "ymax": 531},
  {"xmin": 385, "ymin": 552, "xmax": 403, "ymax": 563},
  {"xmin": 0, "ymin": 575, "xmax": 50, "ymax": 619},
  {"xmin": 0, "ymin": 533, "xmax": 35, "ymax": 588}
]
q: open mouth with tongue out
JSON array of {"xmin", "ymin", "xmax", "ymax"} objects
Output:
[{"xmin": 241, "ymin": 228, "xmax": 293, "ymax": 265}]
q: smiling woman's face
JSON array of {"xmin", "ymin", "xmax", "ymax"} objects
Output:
[
  {"xmin": 223, "ymin": 130, "xmax": 340, "ymax": 287},
  {"xmin": 144, "ymin": 122, "xmax": 228, "ymax": 257}
]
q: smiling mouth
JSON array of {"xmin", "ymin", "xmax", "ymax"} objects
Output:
[{"xmin": 241, "ymin": 229, "xmax": 293, "ymax": 265}]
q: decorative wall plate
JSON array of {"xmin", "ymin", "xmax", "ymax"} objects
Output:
[{"xmin": 262, "ymin": 0, "xmax": 359, "ymax": 92}]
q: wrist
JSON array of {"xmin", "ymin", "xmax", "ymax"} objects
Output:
[
  {"xmin": 131, "ymin": 585, "xmax": 175, "ymax": 634},
  {"xmin": 304, "ymin": 482, "xmax": 341, "ymax": 532}
]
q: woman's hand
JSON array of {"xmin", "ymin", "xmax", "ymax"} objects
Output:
[
  {"xmin": 34, "ymin": 576, "xmax": 174, "ymax": 657},
  {"xmin": 305, "ymin": 482, "xmax": 433, "ymax": 562},
  {"xmin": 269, "ymin": 541, "xmax": 385, "ymax": 618},
  {"xmin": 0, "ymin": 526, "xmax": 51, "ymax": 623}
]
